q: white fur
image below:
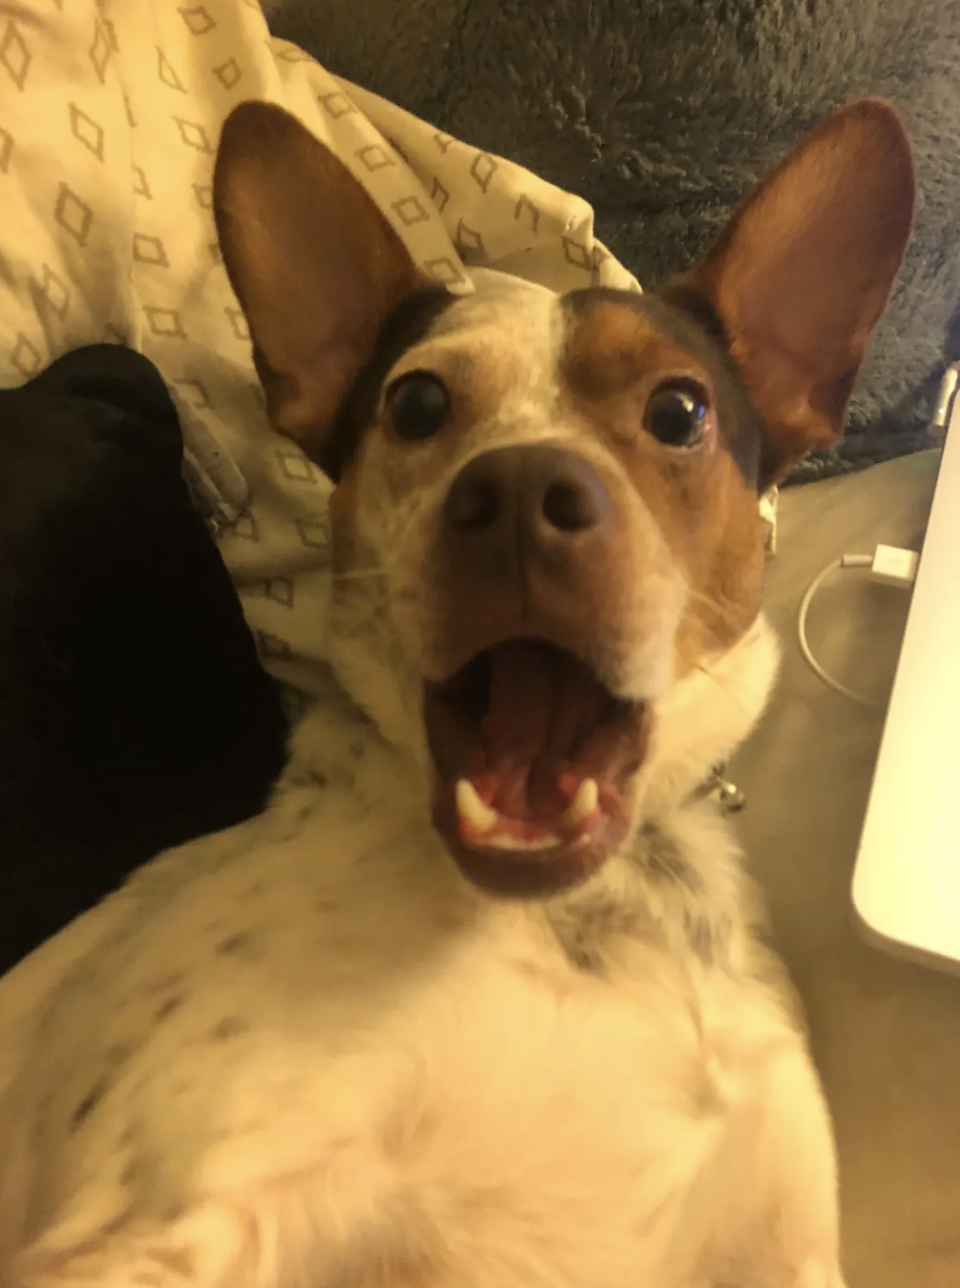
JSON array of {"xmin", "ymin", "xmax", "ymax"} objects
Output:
[{"xmin": 0, "ymin": 274, "xmax": 847, "ymax": 1288}]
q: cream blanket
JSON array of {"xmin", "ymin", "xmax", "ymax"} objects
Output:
[{"xmin": 0, "ymin": 0, "xmax": 646, "ymax": 701}]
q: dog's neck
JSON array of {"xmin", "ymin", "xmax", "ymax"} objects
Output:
[{"xmin": 638, "ymin": 613, "xmax": 780, "ymax": 817}]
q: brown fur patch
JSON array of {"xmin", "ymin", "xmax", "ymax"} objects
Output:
[{"xmin": 559, "ymin": 292, "xmax": 765, "ymax": 672}]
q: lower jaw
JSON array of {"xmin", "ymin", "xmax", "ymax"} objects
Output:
[{"xmin": 431, "ymin": 794, "xmax": 631, "ymax": 899}]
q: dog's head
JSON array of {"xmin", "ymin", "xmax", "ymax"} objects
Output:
[{"xmin": 213, "ymin": 100, "xmax": 913, "ymax": 898}]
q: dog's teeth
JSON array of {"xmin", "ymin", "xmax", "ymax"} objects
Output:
[
  {"xmin": 455, "ymin": 779, "xmax": 498, "ymax": 835},
  {"xmin": 482, "ymin": 834, "xmax": 557, "ymax": 852},
  {"xmin": 560, "ymin": 778, "xmax": 599, "ymax": 830}
]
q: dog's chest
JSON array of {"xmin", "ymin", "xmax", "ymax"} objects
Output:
[{"xmin": 10, "ymin": 782, "xmax": 774, "ymax": 1283}]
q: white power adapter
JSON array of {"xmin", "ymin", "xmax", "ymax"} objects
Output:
[
  {"xmin": 798, "ymin": 544, "xmax": 919, "ymax": 705},
  {"xmin": 870, "ymin": 543, "xmax": 919, "ymax": 588}
]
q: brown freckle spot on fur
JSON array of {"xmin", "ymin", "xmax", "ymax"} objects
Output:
[
  {"xmin": 121, "ymin": 1158, "xmax": 140, "ymax": 1187},
  {"xmin": 314, "ymin": 897, "xmax": 337, "ymax": 913},
  {"xmin": 101, "ymin": 1210, "xmax": 132, "ymax": 1237},
  {"xmin": 562, "ymin": 938, "xmax": 604, "ymax": 973},
  {"xmin": 433, "ymin": 908, "xmax": 467, "ymax": 933},
  {"xmin": 685, "ymin": 914, "xmax": 716, "ymax": 964},
  {"xmin": 459, "ymin": 1183, "xmax": 514, "ymax": 1214},
  {"xmin": 549, "ymin": 891, "xmax": 653, "ymax": 975},
  {"xmin": 579, "ymin": 893, "xmax": 648, "ymax": 941},
  {"xmin": 209, "ymin": 1015, "xmax": 250, "ymax": 1041},
  {"xmin": 70, "ymin": 1076, "xmax": 110, "ymax": 1132},
  {"xmin": 216, "ymin": 931, "xmax": 253, "ymax": 956},
  {"xmin": 145, "ymin": 971, "xmax": 184, "ymax": 997},
  {"xmin": 105, "ymin": 1040, "xmax": 135, "ymax": 1066},
  {"xmin": 640, "ymin": 823, "xmax": 700, "ymax": 890},
  {"xmin": 154, "ymin": 995, "xmax": 185, "ymax": 1023}
]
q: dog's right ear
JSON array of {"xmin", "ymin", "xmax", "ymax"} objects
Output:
[
  {"xmin": 681, "ymin": 99, "xmax": 914, "ymax": 489},
  {"xmin": 214, "ymin": 102, "xmax": 426, "ymax": 474}
]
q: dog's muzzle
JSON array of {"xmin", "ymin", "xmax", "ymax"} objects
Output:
[{"xmin": 423, "ymin": 443, "xmax": 652, "ymax": 899}]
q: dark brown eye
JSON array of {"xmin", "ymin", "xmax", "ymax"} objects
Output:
[
  {"xmin": 387, "ymin": 372, "xmax": 450, "ymax": 441},
  {"xmin": 644, "ymin": 382, "xmax": 709, "ymax": 448}
]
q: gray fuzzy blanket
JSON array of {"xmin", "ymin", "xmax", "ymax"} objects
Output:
[{"xmin": 270, "ymin": 0, "xmax": 960, "ymax": 483}]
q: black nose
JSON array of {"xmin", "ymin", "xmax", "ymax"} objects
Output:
[{"xmin": 444, "ymin": 445, "xmax": 610, "ymax": 547}]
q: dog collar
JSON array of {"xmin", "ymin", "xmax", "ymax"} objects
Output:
[{"xmin": 691, "ymin": 764, "xmax": 746, "ymax": 814}]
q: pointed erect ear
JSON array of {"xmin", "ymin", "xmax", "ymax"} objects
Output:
[
  {"xmin": 685, "ymin": 99, "xmax": 914, "ymax": 488},
  {"xmin": 213, "ymin": 101, "xmax": 427, "ymax": 471}
]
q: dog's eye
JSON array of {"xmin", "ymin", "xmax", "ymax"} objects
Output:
[
  {"xmin": 387, "ymin": 372, "xmax": 450, "ymax": 441},
  {"xmin": 644, "ymin": 382, "xmax": 709, "ymax": 449}
]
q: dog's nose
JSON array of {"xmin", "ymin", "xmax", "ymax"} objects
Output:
[{"xmin": 444, "ymin": 445, "xmax": 610, "ymax": 550}]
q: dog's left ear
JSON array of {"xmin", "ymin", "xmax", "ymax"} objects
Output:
[
  {"xmin": 214, "ymin": 101, "xmax": 427, "ymax": 473},
  {"xmin": 685, "ymin": 99, "xmax": 914, "ymax": 488}
]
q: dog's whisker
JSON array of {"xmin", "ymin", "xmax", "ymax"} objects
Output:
[{"xmin": 330, "ymin": 500, "xmax": 432, "ymax": 589}]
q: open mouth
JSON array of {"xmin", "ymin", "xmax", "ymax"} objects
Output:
[{"xmin": 424, "ymin": 639, "xmax": 651, "ymax": 897}]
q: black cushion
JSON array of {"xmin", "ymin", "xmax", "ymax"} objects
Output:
[{"xmin": 0, "ymin": 345, "xmax": 287, "ymax": 972}]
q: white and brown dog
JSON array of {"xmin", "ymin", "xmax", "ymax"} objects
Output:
[{"xmin": 0, "ymin": 98, "xmax": 913, "ymax": 1287}]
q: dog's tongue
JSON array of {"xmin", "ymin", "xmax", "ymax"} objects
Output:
[{"xmin": 476, "ymin": 641, "xmax": 607, "ymax": 822}]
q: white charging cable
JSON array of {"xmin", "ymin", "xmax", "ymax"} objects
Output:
[{"xmin": 797, "ymin": 545, "xmax": 919, "ymax": 707}]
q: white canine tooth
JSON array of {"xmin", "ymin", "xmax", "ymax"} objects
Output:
[
  {"xmin": 455, "ymin": 779, "xmax": 498, "ymax": 835},
  {"xmin": 561, "ymin": 778, "xmax": 599, "ymax": 830}
]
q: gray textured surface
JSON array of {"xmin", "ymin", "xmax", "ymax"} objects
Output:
[{"xmin": 269, "ymin": 0, "xmax": 960, "ymax": 483}]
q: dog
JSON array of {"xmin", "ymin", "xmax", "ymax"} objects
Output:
[{"xmin": 0, "ymin": 96, "xmax": 913, "ymax": 1287}]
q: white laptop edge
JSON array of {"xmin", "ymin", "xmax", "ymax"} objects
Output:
[{"xmin": 852, "ymin": 364, "xmax": 960, "ymax": 973}]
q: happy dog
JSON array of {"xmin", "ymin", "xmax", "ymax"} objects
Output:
[{"xmin": 0, "ymin": 98, "xmax": 912, "ymax": 1286}]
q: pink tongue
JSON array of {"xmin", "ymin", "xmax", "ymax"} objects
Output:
[{"xmin": 477, "ymin": 642, "xmax": 603, "ymax": 821}]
